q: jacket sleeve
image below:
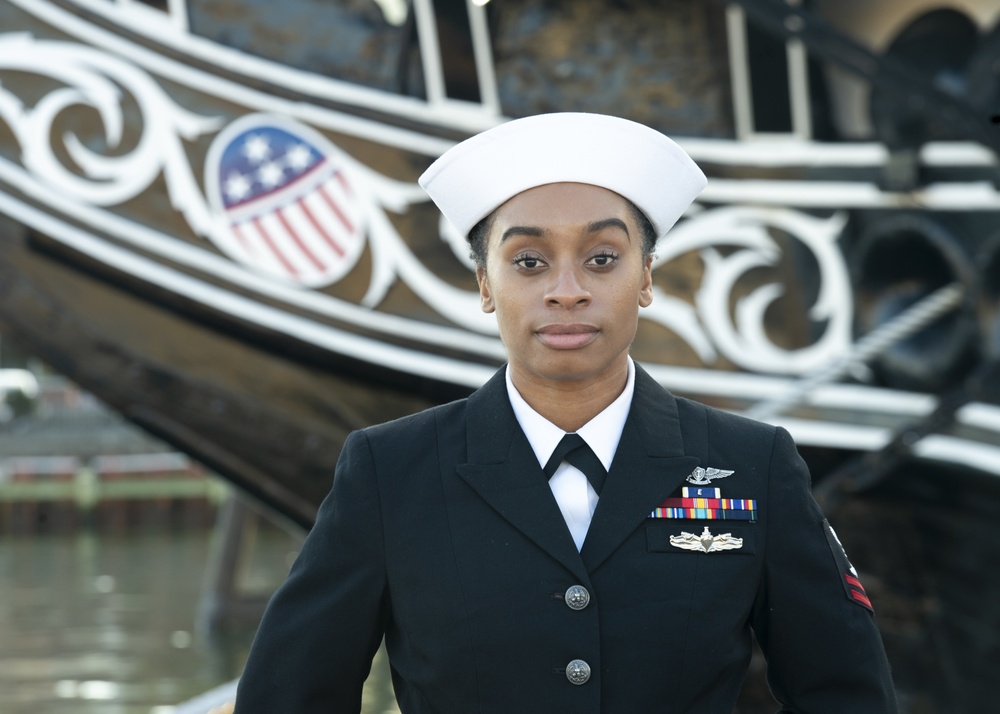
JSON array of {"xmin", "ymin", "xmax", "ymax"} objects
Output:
[
  {"xmin": 751, "ymin": 427, "xmax": 898, "ymax": 713},
  {"xmin": 234, "ymin": 430, "xmax": 389, "ymax": 714}
]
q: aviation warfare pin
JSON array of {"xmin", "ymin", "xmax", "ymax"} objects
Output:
[{"xmin": 686, "ymin": 466, "xmax": 734, "ymax": 485}]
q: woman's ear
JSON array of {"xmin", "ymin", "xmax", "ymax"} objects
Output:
[
  {"xmin": 639, "ymin": 256, "xmax": 654, "ymax": 308},
  {"xmin": 477, "ymin": 266, "xmax": 495, "ymax": 313}
]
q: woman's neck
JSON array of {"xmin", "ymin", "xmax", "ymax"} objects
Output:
[{"xmin": 509, "ymin": 359, "xmax": 630, "ymax": 432}]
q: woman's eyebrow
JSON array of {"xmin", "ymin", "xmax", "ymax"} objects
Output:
[
  {"xmin": 587, "ymin": 217, "xmax": 630, "ymax": 239},
  {"xmin": 500, "ymin": 218, "xmax": 629, "ymax": 243},
  {"xmin": 500, "ymin": 225, "xmax": 546, "ymax": 242}
]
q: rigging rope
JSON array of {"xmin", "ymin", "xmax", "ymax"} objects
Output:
[{"xmin": 744, "ymin": 282, "xmax": 965, "ymax": 421}]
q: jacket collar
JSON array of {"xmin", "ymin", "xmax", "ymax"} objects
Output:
[{"xmin": 457, "ymin": 364, "xmax": 699, "ymax": 579}]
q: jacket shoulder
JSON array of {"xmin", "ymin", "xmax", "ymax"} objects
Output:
[
  {"xmin": 360, "ymin": 395, "xmax": 469, "ymax": 444},
  {"xmin": 674, "ymin": 394, "xmax": 778, "ymax": 438},
  {"xmin": 634, "ymin": 362, "xmax": 779, "ymax": 446},
  {"xmin": 670, "ymin": 393, "xmax": 787, "ymax": 470}
]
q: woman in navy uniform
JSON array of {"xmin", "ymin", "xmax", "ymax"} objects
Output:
[{"xmin": 234, "ymin": 113, "xmax": 897, "ymax": 713}]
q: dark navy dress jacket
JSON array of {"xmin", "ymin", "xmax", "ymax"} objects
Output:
[{"xmin": 235, "ymin": 365, "xmax": 897, "ymax": 713}]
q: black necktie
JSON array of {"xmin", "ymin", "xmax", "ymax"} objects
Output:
[{"xmin": 543, "ymin": 433, "xmax": 607, "ymax": 495}]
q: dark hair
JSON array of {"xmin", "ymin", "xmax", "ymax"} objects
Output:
[{"xmin": 468, "ymin": 200, "xmax": 657, "ymax": 270}]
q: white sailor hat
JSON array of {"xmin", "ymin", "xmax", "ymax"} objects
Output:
[{"xmin": 418, "ymin": 112, "xmax": 707, "ymax": 242}]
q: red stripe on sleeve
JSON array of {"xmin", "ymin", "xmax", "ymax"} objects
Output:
[{"xmin": 850, "ymin": 589, "xmax": 873, "ymax": 608}]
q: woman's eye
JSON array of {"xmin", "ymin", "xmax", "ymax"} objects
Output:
[
  {"xmin": 589, "ymin": 252, "xmax": 618, "ymax": 267},
  {"xmin": 514, "ymin": 255, "xmax": 543, "ymax": 269}
]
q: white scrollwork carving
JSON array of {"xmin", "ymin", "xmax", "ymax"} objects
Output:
[
  {"xmin": 0, "ymin": 33, "xmax": 220, "ymax": 236},
  {"xmin": 649, "ymin": 206, "xmax": 852, "ymax": 374},
  {"xmin": 0, "ymin": 35, "xmax": 494, "ymax": 333},
  {"xmin": 0, "ymin": 33, "xmax": 853, "ymax": 375},
  {"xmin": 343, "ymin": 157, "xmax": 491, "ymax": 331}
]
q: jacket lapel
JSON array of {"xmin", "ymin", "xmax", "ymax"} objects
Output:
[
  {"xmin": 456, "ymin": 368, "xmax": 588, "ymax": 582},
  {"xmin": 580, "ymin": 365, "xmax": 700, "ymax": 573}
]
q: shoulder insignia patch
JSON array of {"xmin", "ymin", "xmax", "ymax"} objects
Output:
[{"xmin": 823, "ymin": 518, "xmax": 873, "ymax": 612}]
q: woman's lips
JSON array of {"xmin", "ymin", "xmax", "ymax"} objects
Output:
[{"xmin": 536, "ymin": 324, "xmax": 599, "ymax": 349}]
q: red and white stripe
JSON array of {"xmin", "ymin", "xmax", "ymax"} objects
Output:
[{"xmin": 226, "ymin": 168, "xmax": 364, "ymax": 287}]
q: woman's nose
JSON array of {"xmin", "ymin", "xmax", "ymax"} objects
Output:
[{"xmin": 545, "ymin": 264, "xmax": 591, "ymax": 308}]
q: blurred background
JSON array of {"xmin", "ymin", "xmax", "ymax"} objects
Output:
[{"xmin": 1, "ymin": 0, "xmax": 999, "ymax": 711}]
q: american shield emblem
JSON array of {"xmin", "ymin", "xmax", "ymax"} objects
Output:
[{"xmin": 205, "ymin": 115, "xmax": 366, "ymax": 288}]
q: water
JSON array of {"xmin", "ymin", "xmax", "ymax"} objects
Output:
[{"xmin": 0, "ymin": 527, "xmax": 399, "ymax": 713}]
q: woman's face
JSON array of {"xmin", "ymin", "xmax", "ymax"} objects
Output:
[{"xmin": 477, "ymin": 182, "xmax": 653, "ymax": 390}]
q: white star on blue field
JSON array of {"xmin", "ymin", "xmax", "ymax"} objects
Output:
[{"xmin": 218, "ymin": 127, "xmax": 324, "ymax": 209}]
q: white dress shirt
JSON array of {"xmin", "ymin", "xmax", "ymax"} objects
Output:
[{"xmin": 505, "ymin": 358, "xmax": 636, "ymax": 551}]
